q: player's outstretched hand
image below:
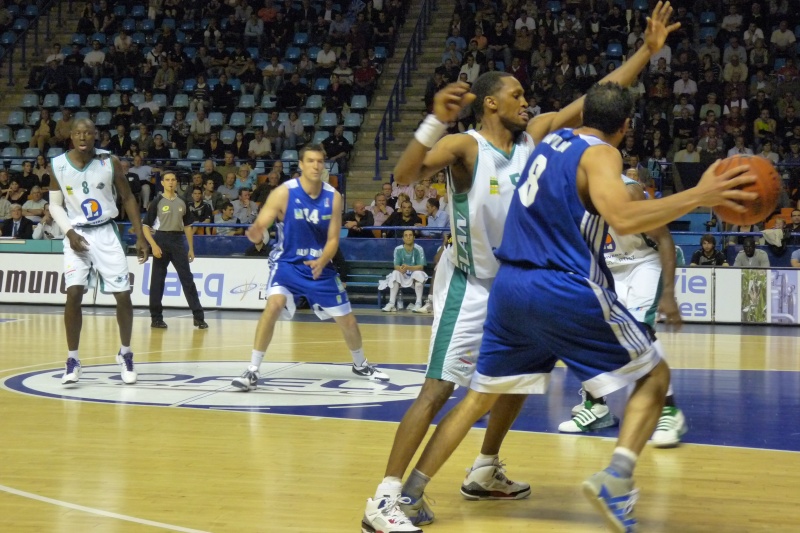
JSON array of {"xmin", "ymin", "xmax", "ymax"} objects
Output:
[
  {"xmin": 658, "ymin": 295, "xmax": 683, "ymax": 332},
  {"xmin": 245, "ymin": 224, "xmax": 265, "ymax": 244},
  {"xmin": 136, "ymin": 237, "xmax": 149, "ymax": 264},
  {"xmin": 694, "ymin": 160, "xmax": 758, "ymax": 212},
  {"xmin": 433, "ymin": 83, "xmax": 476, "ymax": 124},
  {"xmin": 644, "ymin": 1, "xmax": 681, "ymax": 54},
  {"xmin": 66, "ymin": 229, "xmax": 90, "ymax": 253},
  {"xmin": 304, "ymin": 259, "xmax": 325, "ymax": 280}
]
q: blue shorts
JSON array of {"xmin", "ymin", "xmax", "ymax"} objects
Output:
[
  {"xmin": 266, "ymin": 261, "xmax": 351, "ymax": 320},
  {"xmin": 472, "ymin": 263, "xmax": 661, "ymax": 398}
]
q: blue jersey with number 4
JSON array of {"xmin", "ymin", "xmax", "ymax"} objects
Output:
[
  {"xmin": 271, "ymin": 179, "xmax": 337, "ymax": 267},
  {"xmin": 494, "ymin": 128, "xmax": 614, "ymax": 290}
]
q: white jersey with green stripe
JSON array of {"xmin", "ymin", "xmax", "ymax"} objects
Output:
[
  {"xmin": 446, "ymin": 129, "xmax": 535, "ymax": 279},
  {"xmin": 604, "ymin": 175, "xmax": 660, "ymax": 273},
  {"xmin": 51, "ymin": 149, "xmax": 119, "ymax": 226}
]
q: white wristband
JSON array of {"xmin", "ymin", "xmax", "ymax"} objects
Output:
[{"xmin": 414, "ymin": 114, "xmax": 448, "ymax": 149}]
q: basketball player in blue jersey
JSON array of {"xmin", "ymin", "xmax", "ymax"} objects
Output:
[
  {"xmin": 46, "ymin": 118, "xmax": 149, "ymax": 386},
  {"xmin": 363, "ymin": 3, "xmax": 682, "ymax": 532},
  {"xmin": 559, "ymin": 174, "xmax": 689, "ymax": 448},
  {"xmin": 398, "ymin": 83, "xmax": 756, "ymax": 533},
  {"xmin": 231, "ymin": 145, "xmax": 388, "ymax": 391}
]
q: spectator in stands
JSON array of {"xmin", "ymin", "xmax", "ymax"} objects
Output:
[
  {"xmin": 181, "ymin": 173, "xmax": 204, "ymax": 202},
  {"xmin": 261, "ymin": 110, "xmax": 282, "ymax": 153},
  {"xmin": 218, "ymin": 172, "xmax": 241, "ymax": 203},
  {"xmin": 137, "ymin": 125, "xmax": 155, "ymax": 158},
  {"xmin": 170, "ymin": 110, "xmax": 190, "ymax": 153},
  {"xmin": 232, "ymin": 187, "xmax": 258, "ymax": 225},
  {"xmin": 236, "ymin": 60, "xmax": 262, "ymax": 102},
  {"xmin": 211, "ymin": 73, "xmax": 236, "ymax": 117},
  {"xmin": 153, "ymin": 62, "xmax": 177, "ymax": 103},
  {"xmin": 111, "ymin": 125, "xmax": 132, "ymax": 157},
  {"xmin": 190, "ymin": 74, "xmax": 212, "ymax": 113},
  {"xmin": 21, "ymin": 186, "xmax": 46, "ymax": 223},
  {"xmin": 723, "ymin": 54, "xmax": 748, "ymax": 95},
  {"xmin": 113, "ymin": 92, "xmax": 136, "ymax": 131},
  {"xmin": 4, "ymin": 179, "xmax": 27, "ymax": 205},
  {"xmin": 82, "ymin": 39, "xmax": 105, "ymax": 83},
  {"xmin": 31, "ymin": 203, "xmax": 64, "ymax": 240},
  {"xmin": 322, "ymin": 126, "xmax": 351, "ymax": 175},
  {"xmin": 753, "ymin": 107, "xmax": 778, "ymax": 148},
  {"xmin": 186, "ymin": 186, "xmax": 213, "ymax": 234},
  {"xmin": 213, "ymin": 201, "xmax": 243, "ymax": 235},
  {"xmin": 700, "ymin": 137, "xmax": 725, "ymax": 167},
  {"xmin": 383, "ymin": 200, "xmax": 422, "ymax": 238},
  {"xmin": 353, "ymin": 57, "xmax": 379, "ymax": 100},
  {"xmin": 216, "ymin": 151, "xmax": 240, "ymax": 180},
  {"xmin": 728, "ymin": 135, "xmax": 754, "ymax": 157},
  {"xmin": 0, "ymin": 192, "xmax": 11, "ymax": 219},
  {"xmin": 207, "ymin": 39, "xmax": 231, "ymax": 78},
  {"xmin": 380, "ymin": 229, "xmax": 428, "ymax": 312},
  {"xmin": 422, "ymin": 198, "xmax": 449, "ymax": 238},
  {"xmin": 325, "ymin": 74, "xmax": 351, "ymax": 117},
  {"xmin": 200, "ymin": 159, "xmax": 223, "ymax": 189},
  {"xmin": 367, "ymin": 193, "xmax": 393, "ymax": 226},
  {"xmin": 280, "ymin": 111, "xmax": 306, "ymax": 151},
  {"xmin": 778, "ymin": 106, "xmax": 799, "ymax": 140},
  {"xmin": 188, "ymin": 109, "xmax": 212, "ymax": 151},
  {"xmin": 673, "ymin": 139, "xmax": 700, "ymax": 163},
  {"xmin": 228, "ymin": 131, "xmax": 248, "ymax": 160},
  {"xmin": 278, "ymin": 73, "xmax": 310, "ymax": 110},
  {"xmin": 343, "ymin": 200, "xmax": 375, "ymax": 238},
  {"xmin": 252, "ymin": 171, "xmax": 280, "ymax": 205},
  {"xmin": 29, "ymin": 109, "xmax": 56, "ymax": 154},
  {"xmin": 262, "ymin": 56, "xmax": 285, "ymax": 97},
  {"xmin": 316, "ymin": 42, "xmax": 338, "ymax": 77},
  {"xmin": 33, "ymin": 155, "xmax": 52, "ymax": 190},
  {"xmin": 200, "ymin": 177, "xmax": 223, "ymax": 212},
  {"xmin": 0, "ymin": 204, "xmax": 33, "ymax": 238},
  {"xmin": 690, "ymin": 234, "xmax": 729, "ymax": 266},
  {"xmin": 40, "ymin": 60, "xmax": 70, "ymax": 101},
  {"xmin": 248, "ymin": 130, "xmax": 272, "ymax": 159},
  {"xmin": 759, "ymin": 140, "xmax": 781, "ymax": 164},
  {"xmin": 244, "ymin": 11, "xmax": 265, "ymax": 49},
  {"xmin": 150, "ymin": 134, "xmax": 171, "ymax": 164},
  {"xmin": 734, "ymin": 236, "xmax": 770, "ymax": 267},
  {"xmin": 724, "ymin": 106, "xmax": 748, "ymax": 142},
  {"xmin": 373, "ymin": 12, "xmax": 395, "ymax": 54},
  {"xmin": 771, "ymin": 20, "xmax": 797, "ymax": 59},
  {"xmin": 203, "ymin": 131, "xmax": 226, "ymax": 159},
  {"xmin": 333, "ymin": 57, "xmax": 354, "ymax": 86}
]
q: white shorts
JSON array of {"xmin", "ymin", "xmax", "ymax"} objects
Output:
[
  {"xmin": 425, "ymin": 255, "xmax": 493, "ymax": 387},
  {"xmin": 612, "ymin": 261, "xmax": 662, "ymax": 327},
  {"xmin": 63, "ymin": 223, "xmax": 130, "ymax": 293},
  {"xmin": 377, "ymin": 270, "xmax": 429, "ymax": 290}
]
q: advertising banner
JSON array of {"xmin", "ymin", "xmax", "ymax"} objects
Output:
[
  {"xmin": 714, "ymin": 268, "xmax": 743, "ymax": 323},
  {"xmin": 673, "ymin": 268, "xmax": 713, "ymax": 322}
]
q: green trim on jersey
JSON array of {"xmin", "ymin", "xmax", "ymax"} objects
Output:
[
  {"xmin": 643, "ymin": 277, "xmax": 664, "ymax": 327},
  {"xmin": 449, "ymin": 153, "xmax": 478, "ymax": 276},
  {"xmin": 427, "ymin": 267, "xmax": 467, "ymax": 380},
  {"xmin": 484, "ymin": 139, "xmax": 517, "ymax": 160}
]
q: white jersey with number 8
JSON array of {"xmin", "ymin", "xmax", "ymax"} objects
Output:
[{"xmin": 51, "ymin": 149, "xmax": 119, "ymax": 227}]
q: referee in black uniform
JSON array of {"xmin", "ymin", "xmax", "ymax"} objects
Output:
[{"xmin": 142, "ymin": 172, "xmax": 208, "ymax": 329}]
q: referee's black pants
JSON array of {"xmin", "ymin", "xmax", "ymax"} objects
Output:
[{"xmin": 149, "ymin": 232, "xmax": 204, "ymax": 321}]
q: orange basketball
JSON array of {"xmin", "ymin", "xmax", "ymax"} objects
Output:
[{"xmin": 712, "ymin": 155, "xmax": 781, "ymax": 226}]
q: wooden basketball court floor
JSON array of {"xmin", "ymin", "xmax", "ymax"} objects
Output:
[{"xmin": 1, "ymin": 304, "xmax": 799, "ymax": 532}]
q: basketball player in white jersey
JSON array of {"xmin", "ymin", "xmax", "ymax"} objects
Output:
[
  {"xmin": 362, "ymin": 4, "xmax": 682, "ymax": 531},
  {"xmin": 47, "ymin": 118, "xmax": 149, "ymax": 386},
  {"xmin": 558, "ymin": 174, "xmax": 689, "ymax": 447}
]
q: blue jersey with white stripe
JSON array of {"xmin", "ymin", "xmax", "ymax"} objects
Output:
[
  {"xmin": 270, "ymin": 179, "xmax": 337, "ymax": 268},
  {"xmin": 494, "ymin": 128, "xmax": 614, "ymax": 290}
]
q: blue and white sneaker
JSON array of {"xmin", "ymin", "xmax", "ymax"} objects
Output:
[
  {"xmin": 116, "ymin": 351, "xmax": 137, "ymax": 384},
  {"xmin": 362, "ymin": 496, "xmax": 422, "ymax": 533},
  {"xmin": 398, "ymin": 493, "xmax": 434, "ymax": 526},
  {"xmin": 61, "ymin": 358, "xmax": 82, "ymax": 385},
  {"xmin": 582, "ymin": 469, "xmax": 639, "ymax": 533}
]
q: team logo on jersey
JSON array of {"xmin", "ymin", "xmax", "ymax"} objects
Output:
[
  {"xmin": 604, "ymin": 233, "xmax": 616, "ymax": 253},
  {"xmin": 162, "ymin": 205, "xmax": 170, "ymax": 212},
  {"xmin": 80, "ymin": 199, "xmax": 103, "ymax": 221},
  {"xmin": 65, "ymin": 186, "xmax": 74, "ymax": 195},
  {"xmin": 489, "ymin": 176, "xmax": 499, "ymax": 195},
  {"xmin": 324, "ymin": 198, "xmax": 330, "ymax": 208},
  {"xmin": 96, "ymin": 182, "xmax": 105, "ymax": 190},
  {"xmin": 294, "ymin": 208, "xmax": 304, "ymax": 219}
]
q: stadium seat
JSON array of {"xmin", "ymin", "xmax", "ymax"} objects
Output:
[
  {"xmin": 184, "ymin": 46, "xmax": 197, "ymax": 60},
  {"xmin": 122, "ymin": 18, "xmax": 136, "ymax": 32},
  {"xmin": 0, "ymin": 32, "xmax": 15, "ymax": 46},
  {"xmin": 97, "ymin": 78, "xmax": 115, "ymax": 94},
  {"xmin": 172, "ymin": 94, "xmax": 189, "ymax": 108},
  {"xmin": 343, "ymin": 113, "xmax": 362, "ymax": 130},
  {"xmin": 208, "ymin": 112, "xmax": 225, "ymax": 128},
  {"xmin": 182, "ymin": 78, "xmax": 197, "ymax": 93},
  {"xmin": 350, "ymin": 95, "xmax": 368, "ymax": 113},
  {"xmin": 23, "ymin": 147, "xmax": 39, "ymax": 158},
  {"xmin": 285, "ymin": 46, "xmax": 301, "ymax": 61},
  {"xmin": 21, "ymin": 93, "xmax": 38, "ymax": 110},
  {"xmin": 228, "ymin": 112, "xmax": 247, "ymax": 128},
  {"xmin": 312, "ymin": 131, "xmax": 327, "ymax": 144},
  {"xmin": 114, "ymin": 5, "xmax": 127, "ymax": 17},
  {"xmin": 23, "ymin": 5, "xmax": 38, "ymax": 19},
  {"xmin": 238, "ymin": 94, "xmax": 255, "ymax": 110},
  {"xmin": 605, "ymin": 43, "xmax": 624, "ymax": 59},
  {"xmin": 46, "ymin": 147, "xmax": 64, "ymax": 158},
  {"xmin": 130, "ymin": 129, "xmax": 140, "ymax": 142},
  {"xmin": 299, "ymin": 112, "xmax": 315, "ymax": 128},
  {"xmin": 64, "ymin": 93, "xmax": 82, "ymax": 109},
  {"xmin": 153, "ymin": 93, "xmax": 168, "ymax": 108},
  {"xmin": 2, "ymin": 147, "xmax": 20, "ymax": 158},
  {"xmin": 633, "ymin": 0, "xmax": 649, "ymax": 11},
  {"xmin": 698, "ymin": 27, "xmax": 716, "ymax": 41},
  {"xmin": 161, "ymin": 111, "xmax": 176, "ymax": 127},
  {"xmin": 162, "ymin": 18, "xmax": 176, "ymax": 29},
  {"xmin": 293, "ymin": 32, "xmax": 308, "ymax": 46},
  {"xmin": 71, "ymin": 33, "xmax": 86, "ymax": 46},
  {"xmin": 12, "ymin": 19, "xmax": 30, "ymax": 33},
  {"xmin": 374, "ymin": 46, "xmax": 388, "ymax": 61},
  {"xmin": 281, "ymin": 62, "xmax": 296, "ymax": 75},
  {"xmin": 153, "ymin": 129, "xmax": 169, "ymax": 142},
  {"xmin": 85, "ymin": 93, "xmax": 103, "ymax": 110},
  {"xmin": 14, "ymin": 128, "xmax": 32, "ymax": 144},
  {"xmin": 75, "ymin": 111, "xmax": 90, "ymax": 121},
  {"xmin": 313, "ymin": 78, "xmax": 330, "ymax": 93},
  {"xmin": 119, "ymin": 78, "xmax": 136, "ymax": 92},
  {"xmin": 140, "ymin": 19, "xmax": 155, "ymax": 33},
  {"xmin": 7, "ymin": 110, "xmax": 25, "ymax": 128},
  {"xmin": 42, "ymin": 93, "xmax": 60, "ymax": 109},
  {"xmin": 131, "ymin": 32, "xmax": 146, "ymax": 45},
  {"xmin": 26, "ymin": 110, "xmax": 40, "ymax": 127},
  {"xmin": 91, "ymin": 32, "xmax": 106, "ymax": 45},
  {"xmin": 220, "ymin": 129, "xmax": 236, "ymax": 144},
  {"xmin": 319, "ymin": 112, "xmax": 338, "ymax": 130},
  {"xmin": 95, "ymin": 111, "xmax": 112, "ymax": 127},
  {"xmin": 280, "ymin": 149, "xmax": 299, "ymax": 162},
  {"xmin": 261, "ymin": 95, "xmax": 277, "ymax": 110},
  {"xmin": 699, "ymin": 12, "xmax": 716, "ymax": 26},
  {"xmin": 247, "ymin": 47, "xmax": 259, "ymax": 60},
  {"xmin": 131, "ymin": 4, "xmax": 146, "ymax": 18},
  {"xmin": 0, "ymin": 127, "xmax": 10, "ymax": 145},
  {"xmin": 130, "ymin": 93, "xmax": 144, "ymax": 106},
  {"xmin": 169, "ymin": 148, "xmax": 180, "ymax": 159},
  {"xmin": 304, "ymin": 94, "xmax": 323, "ymax": 112},
  {"xmin": 180, "ymin": 20, "xmax": 196, "ymax": 32},
  {"xmin": 343, "ymin": 131, "xmax": 355, "ymax": 144},
  {"xmin": 251, "ymin": 113, "xmax": 268, "ymax": 128},
  {"xmin": 106, "ymin": 93, "xmax": 122, "ymax": 108},
  {"xmin": 186, "ymin": 149, "xmax": 205, "ymax": 160},
  {"xmin": 546, "ymin": 1, "xmax": 561, "ymax": 13}
]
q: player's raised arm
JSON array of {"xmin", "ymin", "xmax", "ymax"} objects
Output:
[
  {"xmin": 392, "ymin": 83, "xmax": 475, "ymax": 185},
  {"xmin": 247, "ymin": 184, "xmax": 287, "ymax": 243},
  {"xmin": 528, "ymin": 1, "xmax": 680, "ymax": 143}
]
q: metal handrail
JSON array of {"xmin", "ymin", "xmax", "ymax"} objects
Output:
[{"xmin": 373, "ymin": 0, "xmax": 435, "ymax": 181}]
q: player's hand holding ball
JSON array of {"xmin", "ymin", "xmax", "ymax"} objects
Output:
[
  {"xmin": 433, "ymin": 83, "xmax": 476, "ymax": 124},
  {"xmin": 694, "ymin": 159, "xmax": 760, "ymax": 218}
]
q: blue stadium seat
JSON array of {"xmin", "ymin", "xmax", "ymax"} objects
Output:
[
  {"xmin": 228, "ymin": 112, "xmax": 247, "ymax": 128},
  {"xmin": 153, "ymin": 93, "xmax": 168, "ymax": 108},
  {"xmin": 606, "ymin": 43, "xmax": 624, "ymax": 59},
  {"xmin": 130, "ymin": 129, "xmax": 140, "ymax": 142},
  {"xmin": 698, "ymin": 27, "xmax": 716, "ymax": 41},
  {"xmin": 285, "ymin": 47, "xmax": 301, "ymax": 61},
  {"xmin": 106, "ymin": 93, "xmax": 122, "ymax": 108},
  {"xmin": 304, "ymin": 94, "xmax": 323, "ymax": 112},
  {"xmin": 350, "ymin": 95, "xmax": 368, "ymax": 112},
  {"xmin": 208, "ymin": 112, "xmax": 224, "ymax": 128},
  {"xmin": 139, "ymin": 19, "xmax": 155, "ymax": 32},
  {"xmin": 169, "ymin": 148, "xmax": 180, "ymax": 159},
  {"xmin": 161, "ymin": 111, "xmax": 176, "ymax": 127},
  {"xmin": 119, "ymin": 78, "xmax": 136, "ymax": 92},
  {"xmin": 374, "ymin": 46, "xmax": 388, "ymax": 61},
  {"xmin": 207, "ymin": 78, "xmax": 219, "ymax": 91},
  {"xmin": 85, "ymin": 93, "xmax": 103, "ymax": 110},
  {"xmin": 343, "ymin": 113, "xmax": 362, "ymax": 130},
  {"xmin": 699, "ymin": 12, "xmax": 716, "ymax": 26},
  {"xmin": 2, "ymin": 146, "xmax": 20, "ymax": 158},
  {"xmin": 251, "ymin": 113, "xmax": 268, "ymax": 128},
  {"xmin": 228, "ymin": 78, "xmax": 241, "ymax": 92},
  {"xmin": 0, "ymin": 32, "xmax": 16, "ymax": 45},
  {"xmin": 91, "ymin": 32, "xmax": 107, "ymax": 45},
  {"xmin": 47, "ymin": 147, "xmax": 64, "ymax": 158},
  {"xmin": 122, "ymin": 18, "xmax": 136, "ymax": 32},
  {"xmin": 23, "ymin": 5, "xmax": 38, "ymax": 18},
  {"xmin": 162, "ymin": 18, "xmax": 176, "ymax": 29},
  {"xmin": 173, "ymin": 94, "xmax": 189, "ymax": 108},
  {"xmin": 293, "ymin": 33, "xmax": 309, "ymax": 46},
  {"xmin": 42, "ymin": 93, "xmax": 60, "ymax": 109},
  {"xmin": 186, "ymin": 148, "xmax": 205, "ymax": 160},
  {"xmin": 71, "ymin": 33, "xmax": 86, "ymax": 46},
  {"xmin": 343, "ymin": 131, "xmax": 354, "ymax": 144},
  {"xmin": 184, "ymin": 46, "xmax": 197, "ymax": 60},
  {"xmin": 114, "ymin": 5, "xmax": 127, "ymax": 17},
  {"xmin": 546, "ymin": 1, "xmax": 561, "ymax": 13},
  {"xmin": 74, "ymin": 111, "xmax": 90, "ymax": 121},
  {"xmin": 27, "ymin": 110, "xmax": 40, "ymax": 126},
  {"xmin": 238, "ymin": 94, "xmax": 255, "ymax": 110},
  {"xmin": 14, "ymin": 128, "xmax": 32, "ymax": 144},
  {"xmin": 95, "ymin": 111, "xmax": 112, "ymax": 127},
  {"xmin": 281, "ymin": 62, "xmax": 296, "ymax": 75},
  {"xmin": 319, "ymin": 112, "xmax": 338, "ymax": 130},
  {"xmin": 774, "ymin": 58, "xmax": 787, "ymax": 70},
  {"xmin": 64, "ymin": 93, "xmax": 81, "ymax": 109},
  {"xmin": 21, "ymin": 93, "xmax": 38, "ymax": 109},
  {"xmin": 633, "ymin": 0, "xmax": 649, "ymax": 11},
  {"xmin": 220, "ymin": 129, "xmax": 236, "ymax": 144},
  {"xmin": 180, "ymin": 20, "xmax": 196, "ymax": 32},
  {"xmin": 130, "ymin": 93, "xmax": 144, "ymax": 106},
  {"xmin": 313, "ymin": 78, "xmax": 330, "ymax": 93},
  {"xmin": 23, "ymin": 147, "xmax": 39, "ymax": 158},
  {"xmin": 261, "ymin": 95, "xmax": 277, "ymax": 110},
  {"xmin": 153, "ymin": 129, "xmax": 168, "ymax": 141},
  {"xmin": 13, "ymin": 19, "xmax": 30, "ymax": 33},
  {"xmin": 0, "ymin": 127, "xmax": 11, "ymax": 145},
  {"xmin": 182, "ymin": 78, "xmax": 197, "ymax": 93},
  {"xmin": 247, "ymin": 47, "xmax": 259, "ymax": 60},
  {"xmin": 299, "ymin": 112, "xmax": 315, "ymax": 128},
  {"xmin": 7, "ymin": 110, "xmax": 25, "ymax": 128},
  {"xmin": 131, "ymin": 32, "xmax": 146, "ymax": 46},
  {"xmin": 312, "ymin": 130, "xmax": 327, "ymax": 145},
  {"xmin": 280, "ymin": 150, "xmax": 299, "ymax": 162}
]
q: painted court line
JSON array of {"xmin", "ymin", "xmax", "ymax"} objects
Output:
[{"xmin": 0, "ymin": 484, "xmax": 211, "ymax": 533}]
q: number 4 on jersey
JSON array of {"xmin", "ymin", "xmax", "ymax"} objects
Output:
[{"xmin": 303, "ymin": 208, "xmax": 319, "ymax": 224}]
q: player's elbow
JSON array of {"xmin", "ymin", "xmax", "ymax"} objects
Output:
[{"xmin": 605, "ymin": 214, "xmax": 637, "ymax": 236}]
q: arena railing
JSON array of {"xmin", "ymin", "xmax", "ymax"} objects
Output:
[{"xmin": 373, "ymin": 0, "xmax": 435, "ymax": 181}]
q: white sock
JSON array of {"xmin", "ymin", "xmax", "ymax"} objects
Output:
[
  {"xmin": 351, "ymin": 347, "xmax": 366, "ymax": 367},
  {"xmin": 375, "ymin": 477, "xmax": 402, "ymax": 500},
  {"xmin": 250, "ymin": 350, "xmax": 265, "ymax": 371},
  {"xmin": 666, "ymin": 383, "xmax": 674, "ymax": 397},
  {"xmin": 414, "ymin": 281, "xmax": 423, "ymax": 304},
  {"xmin": 68, "ymin": 350, "xmax": 80, "ymax": 362},
  {"xmin": 472, "ymin": 453, "xmax": 498, "ymax": 470},
  {"xmin": 389, "ymin": 282, "xmax": 399, "ymax": 305},
  {"xmin": 119, "ymin": 345, "xmax": 132, "ymax": 355}
]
